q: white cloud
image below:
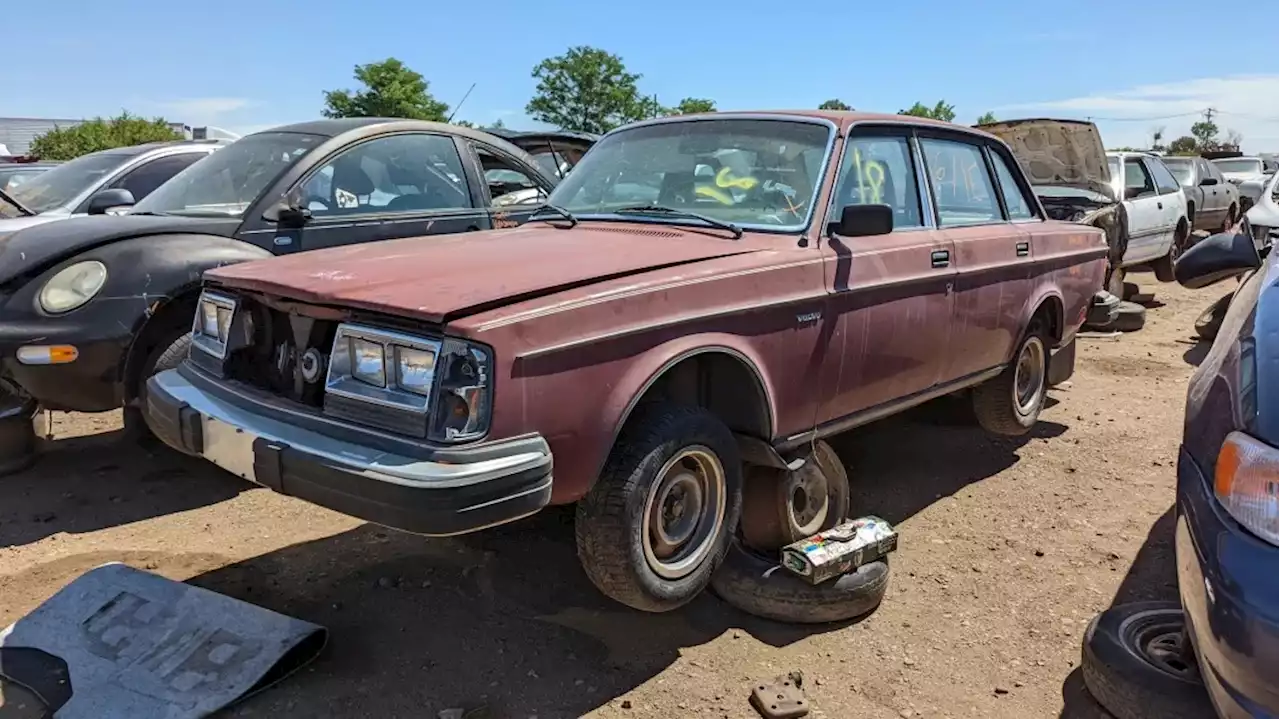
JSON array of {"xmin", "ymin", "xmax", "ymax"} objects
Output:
[
  {"xmin": 997, "ymin": 75, "xmax": 1280, "ymax": 153},
  {"xmin": 154, "ymin": 97, "xmax": 253, "ymax": 123}
]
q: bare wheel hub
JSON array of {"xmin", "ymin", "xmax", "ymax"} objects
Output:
[{"xmin": 741, "ymin": 440, "xmax": 850, "ymax": 552}]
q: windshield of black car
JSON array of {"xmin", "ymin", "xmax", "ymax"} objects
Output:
[
  {"xmin": 7, "ymin": 151, "xmax": 131, "ymax": 214},
  {"xmin": 1214, "ymin": 159, "xmax": 1263, "ymax": 174},
  {"xmin": 134, "ymin": 132, "xmax": 324, "ymax": 217},
  {"xmin": 1162, "ymin": 158, "xmax": 1194, "ymax": 186},
  {"xmin": 547, "ymin": 119, "xmax": 831, "ymax": 231}
]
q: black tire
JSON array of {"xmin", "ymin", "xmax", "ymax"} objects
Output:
[
  {"xmin": 1112, "ymin": 301, "xmax": 1147, "ymax": 333},
  {"xmin": 710, "ymin": 538, "xmax": 889, "ymax": 624},
  {"xmin": 971, "ymin": 322, "xmax": 1048, "ymax": 437},
  {"xmin": 122, "ymin": 330, "xmax": 191, "ymax": 443},
  {"xmin": 575, "ymin": 403, "xmax": 743, "ymax": 613},
  {"xmin": 1194, "ymin": 292, "xmax": 1233, "ymax": 341},
  {"xmin": 1152, "ymin": 220, "xmax": 1189, "ymax": 282},
  {"xmin": 1081, "ymin": 602, "xmax": 1214, "ymax": 719},
  {"xmin": 1220, "ymin": 204, "xmax": 1237, "ymax": 233},
  {"xmin": 0, "ymin": 395, "xmax": 40, "ymax": 478},
  {"xmin": 1121, "ymin": 281, "xmax": 1140, "ymax": 301}
]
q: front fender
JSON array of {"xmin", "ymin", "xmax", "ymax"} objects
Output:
[{"xmin": 544, "ymin": 332, "xmax": 778, "ymax": 504}]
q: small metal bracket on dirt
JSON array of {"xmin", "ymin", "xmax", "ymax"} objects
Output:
[{"xmin": 749, "ymin": 674, "xmax": 809, "ymax": 718}]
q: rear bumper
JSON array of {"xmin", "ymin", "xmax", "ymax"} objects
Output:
[
  {"xmin": 1175, "ymin": 446, "xmax": 1278, "ymax": 719},
  {"xmin": 145, "ymin": 368, "xmax": 554, "ymax": 536}
]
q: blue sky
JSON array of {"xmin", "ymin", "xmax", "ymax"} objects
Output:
[{"xmin": 8, "ymin": 0, "xmax": 1279, "ymax": 151}]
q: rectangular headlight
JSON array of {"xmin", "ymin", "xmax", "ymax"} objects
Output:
[
  {"xmin": 350, "ymin": 337, "xmax": 386, "ymax": 387},
  {"xmin": 190, "ymin": 291, "xmax": 237, "ymax": 359},
  {"xmin": 395, "ymin": 346, "xmax": 436, "ymax": 395}
]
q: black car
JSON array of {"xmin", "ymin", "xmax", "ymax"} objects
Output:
[{"xmin": 0, "ymin": 118, "xmax": 594, "ymax": 443}]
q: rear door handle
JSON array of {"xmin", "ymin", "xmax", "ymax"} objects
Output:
[
  {"xmin": 1015, "ymin": 241, "xmax": 1030, "ymax": 257},
  {"xmin": 930, "ymin": 249, "xmax": 950, "ymax": 268}
]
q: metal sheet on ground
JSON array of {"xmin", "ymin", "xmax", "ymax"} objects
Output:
[{"xmin": 0, "ymin": 563, "xmax": 326, "ymax": 719}]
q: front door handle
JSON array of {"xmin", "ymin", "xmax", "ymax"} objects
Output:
[
  {"xmin": 1015, "ymin": 241, "xmax": 1030, "ymax": 257},
  {"xmin": 1157, "ymin": 202, "xmax": 1164, "ymax": 210},
  {"xmin": 931, "ymin": 249, "xmax": 950, "ymax": 268}
]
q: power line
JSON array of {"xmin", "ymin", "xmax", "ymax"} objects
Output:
[{"xmin": 1084, "ymin": 110, "xmax": 1205, "ymax": 122}]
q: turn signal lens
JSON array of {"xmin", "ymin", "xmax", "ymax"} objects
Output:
[
  {"xmin": 16, "ymin": 345, "xmax": 79, "ymax": 365},
  {"xmin": 1214, "ymin": 431, "xmax": 1279, "ymax": 546}
]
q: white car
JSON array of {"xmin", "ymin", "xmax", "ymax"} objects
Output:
[
  {"xmin": 1106, "ymin": 151, "xmax": 1190, "ymax": 281},
  {"xmin": 1244, "ymin": 172, "xmax": 1278, "ymax": 248},
  {"xmin": 1211, "ymin": 156, "xmax": 1272, "ymax": 186}
]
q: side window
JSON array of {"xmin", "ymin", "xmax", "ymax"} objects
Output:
[
  {"xmin": 477, "ymin": 147, "xmax": 547, "ymax": 207},
  {"xmin": 1203, "ymin": 161, "xmax": 1225, "ymax": 183},
  {"xmin": 1123, "ymin": 159, "xmax": 1157, "ymax": 199},
  {"xmin": 832, "ymin": 134, "xmax": 922, "ymax": 229},
  {"xmin": 1147, "ymin": 158, "xmax": 1181, "ymax": 195},
  {"xmin": 919, "ymin": 137, "xmax": 1002, "ymax": 226},
  {"xmin": 111, "ymin": 153, "xmax": 206, "ymax": 201},
  {"xmin": 552, "ymin": 142, "xmax": 590, "ymax": 174},
  {"xmin": 299, "ymin": 134, "xmax": 471, "ymax": 218},
  {"xmin": 988, "ymin": 149, "xmax": 1037, "ymax": 220}
]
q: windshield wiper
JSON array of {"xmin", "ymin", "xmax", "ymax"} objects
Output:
[
  {"xmin": 528, "ymin": 203, "xmax": 578, "ymax": 228},
  {"xmin": 0, "ymin": 187, "xmax": 34, "ymax": 217},
  {"xmin": 612, "ymin": 205, "xmax": 743, "ymax": 239}
]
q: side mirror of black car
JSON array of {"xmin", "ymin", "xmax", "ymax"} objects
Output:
[
  {"xmin": 1174, "ymin": 231, "xmax": 1262, "ymax": 289},
  {"xmin": 828, "ymin": 203, "xmax": 893, "ymax": 238},
  {"xmin": 85, "ymin": 188, "xmax": 135, "ymax": 215},
  {"xmin": 262, "ymin": 188, "xmax": 312, "ymax": 227},
  {"xmin": 1200, "ymin": 177, "xmax": 1219, "ymax": 186}
]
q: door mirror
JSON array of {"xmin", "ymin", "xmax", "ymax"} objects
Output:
[
  {"xmin": 828, "ymin": 204, "xmax": 893, "ymax": 238},
  {"xmin": 262, "ymin": 187, "xmax": 312, "ymax": 227},
  {"xmin": 1174, "ymin": 231, "xmax": 1262, "ymax": 289},
  {"xmin": 85, "ymin": 188, "xmax": 135, "ymax": 215},
  {"xmin": 1200, "ymin": 176, "xmax": 1219, "ymax": 186}
]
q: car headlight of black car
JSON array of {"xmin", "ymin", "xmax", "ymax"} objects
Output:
[{"xmin": 38, "ymin": 260, "xmax": 108, "ymax": 314}]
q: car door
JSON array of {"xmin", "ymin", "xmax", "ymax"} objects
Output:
[
  {"xmin": 917, "ymin": 133, "xmax": 1035, "ymax": 382},
  {"xmin": 279, "ymin": 132, "xmax": 487, "ymax": 253},
  {"xmin": 1146, "ymin": 157, "xmax": 1185, "ymax": 244},
  {"xmin": 819, "ymin": 127, "xmax": 955, "ymax": 423},
  {"xmin": 1200, "ymin": 159, "xmax": 1231, "ymax": 221},
  {"xmin": 466, "ymin": 141, "xmax": 557, "ymax": 227},
  {"xmin": 1119, "ymin": 156, "xmax": 1167, "ymax": 265}
]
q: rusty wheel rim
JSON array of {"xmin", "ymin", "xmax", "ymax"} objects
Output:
[
  {"xmin": 641, "ymin": 446, "xmax": 726, "ymax": 580},
  {"xmin": 740, "ymin": 441, "xmax": 850, "ymax": 552}
]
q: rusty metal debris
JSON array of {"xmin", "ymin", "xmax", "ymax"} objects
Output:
[{"xmin": 749, "ymin": 673, "xmax": 809, "ymax": 719}]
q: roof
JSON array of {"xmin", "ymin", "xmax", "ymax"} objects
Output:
[
  {"xmin": 263, "ymin": 117, "xmax": 401, "ymax": 137},
  {"xmin": 613, "ymin": 110, "xmax": 999, "ymax": 142}
]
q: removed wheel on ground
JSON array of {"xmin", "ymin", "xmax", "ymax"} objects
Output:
[
  {"xmin": 710, "ymin": 537, "xmax": 889, "ymax": 624},
  {"xmin": 1081, "ymin": 601, "xmax": 1215, "ymax": 719},
  {"xmin": 740, "ymin": 439, "xmax": 850, "ymax": 552},
  {"xmin": 971, "ymin": 320, "xmax": 1047, "ymax": 436},
  {"xmin": 1194, "ymin": 291, "xmax": 1234, "ymax": 342},
  {"xmin": 1112, "ymin": 301, "xmax": 1147, "ymax": 333},
  {"xmin": 1121, "ymin": 281, "xmax": 1140, "ymax": 301},
  {"xmin": 575, "ymin": 403, "xmax": 742, "ymax": 613}
]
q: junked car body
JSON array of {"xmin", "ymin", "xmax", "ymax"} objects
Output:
[
  {"xmin": 1107, "ymin": 151, "xmax": 1191, "ymax": 281},
  {"xmin": 0, "ymin": 119, "xmax": 592, "ymax": 443},
  {"xmin": 145, "ymin": 111, "xmax": 1108, "ymax": 612},
  {"xmin": 1159, "ymin": 155, "xmax": 1240, "ymax": 233},
  {"xmin": 1245, "ymin": 173, "xmax": 1279, "ymax": 248}
]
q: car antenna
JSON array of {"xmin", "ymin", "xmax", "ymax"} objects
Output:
[{"xmin": 446, "ymin": 83, "xmax": 477, "ymax": 124}]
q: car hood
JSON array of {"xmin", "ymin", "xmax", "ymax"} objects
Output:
[
  {"xmin": 978, "ymin": 119, "xmax": 1116, "ymax": 202},
  {"xmin": 0, "ymin": 213, "xmax": 65, "ymax": 237},
  {"xmin": 205, "ymin": 224, "xmax": 761, "ymax": 324},
  {"xmin": 0, "ymin": 213, "xmax": 241, "ymax": 284}
]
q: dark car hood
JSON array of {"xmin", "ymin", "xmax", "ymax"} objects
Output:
[
  {"xmin": 0, "ymin": 214, "xmax": 241, "ymax": 284},
  {"xmin": 978, "ymin": 119, "xmax": 1116, "ymax": 202}
]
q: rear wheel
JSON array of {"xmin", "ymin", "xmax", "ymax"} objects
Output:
[
  {"xmin": 1220, "ymin": 203, "xmax": 1237, "ymax": 233},
  {"xmin": 972, "ymin": 321, "xmax": 1048, "ymax": 436},
  {"xmin": 1152, "ymin": 220, "xmax": 1189, "ymax": 282}
]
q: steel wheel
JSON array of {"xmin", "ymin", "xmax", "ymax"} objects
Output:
[
  {"xmin": 1123, "ymin": 611, "xmax": 1198, "ymax": 681},
  {"xmin": 740, "ymin": 440, "xmax": 850, "ymax": 552},
  {"xmin": 1012, "ymin": 336, "xmax": 1046, "ymax": 417},
  {"xmin": 640, "ymin": 446, "xmax": 726, "ymax": 580}
]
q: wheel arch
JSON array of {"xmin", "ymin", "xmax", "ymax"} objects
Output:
[{"xmin": 1013, "ymin": 290, "xmax": 1065, "ymax": 362}]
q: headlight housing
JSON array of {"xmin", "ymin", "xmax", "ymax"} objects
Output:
[
  {"xmin": 324, "ymin": 323, "xmax": 491, "ymax": 442},
  {"xmin": 1214, "ymin": 431, "xmax": 1279, "ymax": 546},
  {"xmin": 191, "ymin": 291, "xmax": 238, "ymax": 359},
  {"xmin": 38, "ymin": 260, "xmax": 107, "ymax": 314}
]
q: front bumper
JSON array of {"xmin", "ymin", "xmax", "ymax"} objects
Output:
[
  {"xmin": 1175, "ymin": 446, "xmax": 1278, "ymax": 719},
  {"xmin": 145, "ymin": 367, "xmax": 554, "ymax": 537}
]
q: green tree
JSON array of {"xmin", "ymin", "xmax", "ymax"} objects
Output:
[
  {"xmin": 1167, "ymin": 136, "xmax": 1198, "ymax": 155},
  {"xmin": 1190, "ymin": 119, "xmax": 1220, "ymax": 152},
  {"xmin": 29, "ymin": 112, "xmax": 182, "ymax": 161},
  {"xmin": 526, "ymin": 46, "xmax": 653, "ymax": 134},
  {"xmin": 486, "ymin": 118, "xmax": 508, "ymax": 131},
  {"xmin": 975, "ymin": 111, "xmax": 997, "ymax": 125},
  {"xmin": 898, "ymin": 100, "xmax": 957, "ymax": 123},
  {"xmin": 670, "ymin": 97, "xmax": 716, "ymax": 115},
  {"xmin": 819, "ymin": 99, "xmax": 852, "ymax": 111},
  {"xmin": 322, "ymin": 58, "xmax": 449, "ymax": 121}
]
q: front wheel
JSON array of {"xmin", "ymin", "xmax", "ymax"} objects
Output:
[
  {"xmin": 971, "ymin": 323, "xmax": 1048, "ymax": 436},
  {"xmin": 575, "ymin": 403, "xmax": 742, "ymax": 612},
  {"xmin": 122, "ymin": 330, "xmax": 191, "ymax": 443}
]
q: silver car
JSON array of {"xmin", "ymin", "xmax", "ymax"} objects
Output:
[{"xmin": 0, "ymin": 140, "xmax": 226, "ymax": 234}]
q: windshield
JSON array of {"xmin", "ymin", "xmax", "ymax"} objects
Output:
[
  {"xmin": 1161, "ymin": 158, "xmax": 1194, "ymax": 186},
  {"xmin": 135, "ymin": 132, "xmax": 324, "ymax": 217},
  {"xmin": 1213, "ymin": 159, "xmax": 1264, "ymax": 174},
  {"xmin": 548, "ymin": 119, "xmax": 832, "ymax": 231},
  {"xmin": 8, "ymin": 152, "xmax": 131, "ymax": 214}
]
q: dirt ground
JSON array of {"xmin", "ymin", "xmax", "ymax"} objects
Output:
[{"xmin": 0, "ymin": 272, "xmax": 1226, "ymax": 719}]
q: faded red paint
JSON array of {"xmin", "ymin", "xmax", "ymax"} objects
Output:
[{"xmin": 206, "ymin": 111, "xmax": 1108, "ymax": 505}]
